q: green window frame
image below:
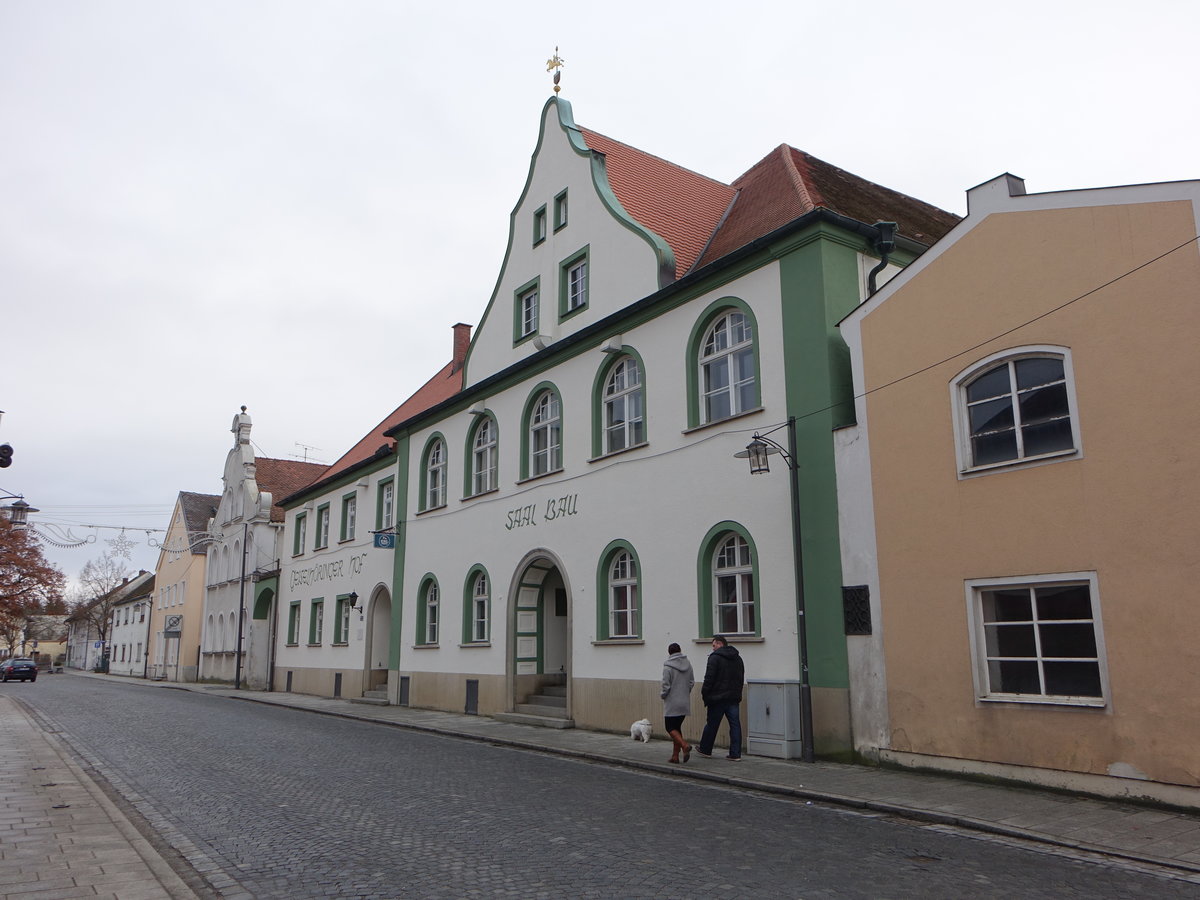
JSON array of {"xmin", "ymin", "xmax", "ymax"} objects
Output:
[
  {"xmin": 461, "ymin": 565, "xmax": 491, "ymax": 644},
  {"xmin": 553, "ymin": 189, "xmax": 568, "ymax": 231},
  {"xmin": 519, "ymin": 382, "xmax": 563, "ymax": 480},
  {"xmin": 696, "ymin": 522, "xmax": 761, "ymax": 638},
  {"xmin": 292, "ymin": 513, "xmax": 307, "ymax": 557},
  {"xmin": 314, "ymin": 504, "xmax": 330, "ymax": 549},
  {"xmin": 415, "ymin": 575, "xmax": 440, "ymax": 646},
  {"xmin": 287, "ymin": 600, "xmax": 301, "ymax": 645},
  {"xmin": 340, "ymin": 492, "xmax": 357, "ymax": 542},
  {"xmin": 418, "ymin": 433, "xmax": 448, "ymax": 512},
  {"xmin": 590, "ymin": 347, "xmax": 648, "ymax": 458},
  {"xmin": 308, "ymin": 598, "xmax": 324, "ymax": 645},
  {"xmin": 685, "ymin": 297, "xmax": 762, "ymax": 429},
  {"xmin": 334, "ymin": 593, "xmax": 352, "ymax": 644},
  {"xmin": 533, "ymin": 205, "xmax": 547, "ymax": 246},
  {"xmin": 512, "ymin": 276, "xmax": 541, "ymax": 345},
  {"xmin": 376, "ymin": 478, "xmax": 395, "ymax": 530},
  {"xmin": 558, "ymin": 245, "xmax": 590, "ymax": 321},
  {"xmin": 595, "ymin": 540, "xmax": 642, "ymax": 641},
  {"xmin": 462, "ymin": 413, "xmax": 499, "ymax": 498}
]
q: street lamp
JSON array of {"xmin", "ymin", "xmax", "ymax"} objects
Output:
[
  {"xmin": 734, "ymin": 416, "xmax": 815, "ymax": 762},
  {"xmin": 0, "ymin": 496, "xmax": 38, "ymax": 530}
]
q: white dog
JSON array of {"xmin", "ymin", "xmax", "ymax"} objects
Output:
[{"xmin": 630, "ymin": 718, "xmax": 652, "ymax": 742}]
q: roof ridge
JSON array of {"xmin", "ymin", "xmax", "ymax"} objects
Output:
[{"xmin": 777, "ymin": 144, "xmax": 816, "ymax": 210}]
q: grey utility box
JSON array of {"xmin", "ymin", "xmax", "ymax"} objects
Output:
[{"xmin": 747, "ymin": 679, "xmax": 803, "ymax": 759}]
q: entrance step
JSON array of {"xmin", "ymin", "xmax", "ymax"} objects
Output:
[
  {"xmin": 363, "ymin": 690, "xmax": 388, "ymax": 700},
  {"xmin": 494, "ymin": 711, "xmax": 575, "ymax": 729},
  {"xmin": 349, "ymin": 696, "xmax": 390, "ymax": 706}
]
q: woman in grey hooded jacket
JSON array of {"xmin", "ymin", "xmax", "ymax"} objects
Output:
[{"xmin": 661, "ymin": 643, "xmax": 695, "ymax": 763}]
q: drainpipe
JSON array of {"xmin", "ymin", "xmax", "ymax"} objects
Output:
[{"xmin": 866, "ymin": 221, "xmax": 897, "ymax": 296}]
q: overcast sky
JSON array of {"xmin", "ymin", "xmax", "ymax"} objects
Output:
[{"xmin": 3, "ymin": 0, "xmax": 1196, "ymax": 581}]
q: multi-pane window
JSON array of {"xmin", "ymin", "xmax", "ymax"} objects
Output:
[
  {"xmin": 293, "ymin": 513, "xmax": 307, "ymax": 555},
  {"xmin": 309, "ymin": 599, "xmax": 324, "ymax": 645},
  {"xmin": 974, "ymin": 578, "xmax": 1103, "ymax": 702},
  {"xmin": 378, "ymin": 480, "xmax": 394, "ymax": 530},
  {"xmin": 700, "ymin": 311, "xmax": 756, "ymax": 422},
  {"xmin": 341, "ymin": 495, "xmax": 357, "ymax": 541},
  {"xmin": 714, "ymin": 534, "xmax": 755, "ymax": 634},
  {"xmin": 472, "ymin": 417, "xmax": 498, "ymax": 495},
  {"xmin": 426, "ymin": 439, "xmax": 447, "ymax": 509},
  {"xmin": 529, "ymin": 391, "xmax": 562, "ymax": 476},
  {"xmin": 554, "ymin": 190, "xmax": 568, "ymax": 229},
  {"xmin": 287, "ymin": 602, "xmax": 300, "ymax": 644},
  {"xmin": 424, "ymin": 583, "xmax": 440, "ymax": 645},
  {"xmin": 315, "ymin": 506, "xmax": 330, "ymax": 549},
  {"xmin": 533, "ymin": 207, "xmax": 547, "ymax": 245},
  {"xmin": 521, "ymin": 287, "xmax": 539, "ymax": 337},
  {"xmin": 963, "ymin": 355, "xmax": 1075, "ymax": 468},
  {"xmin": 566, "ymin": 258, "xmax": 587, "ymax": 311},
  {"xmin": 335, "ymin": 595, "xmax": 351, "ymax": 644},
  {"xmin": 609, "ymin": 551, "xmax": 639, "ymax": 638},
  {"xmin": 472, "ymin": 573, "xmax": 489, "ymax": 642},
  {"xmin": 604, "ymin": 357, "xmax": 645, "ymax": 453}
]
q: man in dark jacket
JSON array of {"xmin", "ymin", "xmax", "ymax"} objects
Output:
[{"xmin": 696, "ymin": 635, "xmax": 745, "ymax": 760}]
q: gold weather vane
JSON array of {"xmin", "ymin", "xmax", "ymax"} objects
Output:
[{"xmin": 547, "ymin": 47, "xmax": 564, "ymax": 94}]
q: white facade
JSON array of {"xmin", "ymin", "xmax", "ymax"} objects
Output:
[{"xmin": 108, "ymin": 594, "xmax": 151, "ymax": 677}]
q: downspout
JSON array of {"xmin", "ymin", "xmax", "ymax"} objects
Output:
[{"xmin": 866, "ymin": 221, "xmax": 897, "ymax": 296}]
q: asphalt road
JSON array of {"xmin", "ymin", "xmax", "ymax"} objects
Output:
[{"xmin": 6, "ymin": 675, "xmax": 1198, "ymax": 899}]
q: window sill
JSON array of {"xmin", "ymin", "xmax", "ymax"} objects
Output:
[
  {"xmin": 462, "ymin": 487, "xmax": 499, "ymax": 503},
  {"xmin": 958, "ymin": 448, "xmax": 1080, "ymax": 479},
  {"xmin": 459, "ymin": 641, "xmax": 492, "ymax": 648},
  {"xmin": 692, "ymin": 635, "xmax": 764, "ymax": 645},
  {"xmin": 559, "ymin": 304, "xmax": 588, "ymax": 323},
  {"xmin": 415, "ymin": 504, "xmax": 447, "ymax": 517},
  {"xmin": 285, "ymin": 642, "xmax": 298, "ymax": 648},
  {"xmin": 682, "ymin": 406, "xmax": 765, "ymax": 436},
  {"xmin": 592, "ymin": 638, "xmax": 644, "ymax": 646},
  {"xmin": 978, "ymin": 695, "xmax": 1106, "ymax": 709},
  {"xmin": 412, "ymin": 643, "xmax": 439, "ymax": 650},
  {"xmin": 338, "ymin": 537, "xmax": 356, "ymax": 545},
  {"xmin": 332, "ymin": 641, "xmax": 348, "ymax": 647},
  {"xmin": 588, "ymin": 441, "xmax": 648, "ymax": 464},
  {"xmin": 515, "ymin": 469, "xmax": 564, "ymax": 486},
  {"xmin": 306, "ymin": 643, "xmax": 322, "ymax": 648},
  {"xmin": 314, "ymin": 545, "xmax": 329, "ymax": 552}
]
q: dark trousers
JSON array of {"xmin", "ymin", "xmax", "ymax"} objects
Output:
[{"xmin": 698, "ymin": 701, "xmax": 742, "ymax": 758}]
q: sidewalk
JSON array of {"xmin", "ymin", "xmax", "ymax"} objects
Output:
[{"xmin": 19, "ymin": 671, "xmax": 1200, "ymax": 893}]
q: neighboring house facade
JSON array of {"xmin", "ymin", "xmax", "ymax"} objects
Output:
[
  {"xmin": 65, "ymin": 571, "xmax": 154, "ymax": 672},
  {"xmin": 199, "ymin": 410, "xmax": 323, "ymax": 688},
  {"xmin": 21, "ymin": 614, "xmax": 68, "ymax": 668},
  {"xmin": 108, "ymin": 577, "xmax": 154, "ymax": 677},
  {"xmin": 273, "ymin": 325, "xmax": 469, "ymax": 699},
  {"xmin": 836, "ymin": 174, "xmax": 1200, "ymax": 803},
  {"xmin": 148, "ymin": 491, "xmax": 219, "ymax": 682},
  {"xmin": 352, "ymin": 97, "xmax": 957, "ymax": 755}
]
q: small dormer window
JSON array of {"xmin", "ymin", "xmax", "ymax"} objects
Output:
[
  {"xmin": 533, "ymin": 206, "xmax": 547, "ymax": 246},
  {"xmin": 554, "ymin": 190, "xmax": 568, "ymax": 231}
]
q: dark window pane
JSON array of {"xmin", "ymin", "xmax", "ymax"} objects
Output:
[
  {"xmin": 735, "ymin": 347, "xmax": 755, "ymax": 382},
  {"xmin": 972, "ymin": 431, "xmax": 1018, "ymax": 465},
  {"xmin": 1035, "ymin": 584, "xmax": 1092, "ymax": 620},
  {"xmin": 718, "ymin": 606, "xmax": 739, "ymax": 633},
  {"xmin": 1038, "ymin": 623, "xmax": 1097, "ymax": 658},
  {"xmin": 705, "ymin": 393, "xmax": 731, "ymax": 422},
  {"xmin": 1043, "ymin": 661, "xmax": 1102, "ymax": 697},
  {"xmin": 1019, "ymin": 383, "xmax": 1069, "ymax": 425},
  {"xmin": 1022, "ymin": 419, "xmax": 1075, "ymax": 456},
  {"xmin": 982, "ymin": 589, "xmax": 1032, "ymax": 623},
  {"xmin": 1015, "ymin": 357, "xmax": 1064, "ymax": 390},
  {"xmin": 704, "ymin": 357, "xmax": 730, "ymax": 391},
  {"xmin": 989, "ymin": 659, "xmax": 1041, "ymax": 694},
  {"xmin": 967, "ymin": 366, "xmax": 1012, "ymax": 403},
  {"xmin": 717, "ymin": 575, "xmax": 737, "ymax": 606},
  {"xmin": 969, "ymin": 397, "xmax": 1015, "ymax": 434},
  {"xmin": 985, "ymin": 623, "xmax": 1036, "ymax": 657}
]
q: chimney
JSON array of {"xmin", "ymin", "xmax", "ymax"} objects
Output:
[{"xmin": 452, "ymin": 323, "xmax": 472, "ymax": 374}]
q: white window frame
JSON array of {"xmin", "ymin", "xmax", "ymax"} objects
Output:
[
  {"xmin": 950, "ymin": 346, "xmax": 1082, "ymax": 477},
  {"xmin": 379, "ymin": 481, "xmax": 394, "ymax": 529},
  {"xmin": 315, "ymin": 506, "xmax": 330, "ymax": 549},
  {"xmin": 472, "ymin": 573, "xmax": 489, "ymax": 643},
  {"xmin": 521, "ymin": 287, "xmax": 539, "ymax": 337},
  {"xmin": 529, "ymin": 391, "xmax": 562, "ymax": 476},
  {"xmin": 567, "ymin": 258, "xmax": 588, "ymax": 311},
  {"xmin": 699, "ymin": 311, "xmax": 755, "ymax": 424},
  {"xmin": 342, "ymin": 495, "xmax": 357, "ymax": 541},
  {"xmin": 425, "ymin": 583, "xmax": 439, "ymax": 645},
  {"xmin": 426, "ymin": 439, "xmax": 447, "ymax": 509},
  {"xmin": 472, "ymin": 417, "xmax": 498, "ymax": 495},
  {"xmin": 603, "ymin": 356, "xmax": 645, "ymax": 454},
  {"xmin": 608, "ymin": 551, "xmax": 639, "ymax": 638},
  {"xmin": 965, "ymin": 571, "xmax": 1107, "ymax": 708},
  {"xmin": 713, "ymin": 534, "xmax": 755, "ymax": 635}
]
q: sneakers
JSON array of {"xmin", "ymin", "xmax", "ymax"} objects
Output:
[
  {"xmin": 725, "ymin": 755, "xmax": 742, "ymax": 761},
  {"xmin": 695, "ymin": 749, "xmax": 713, "ymax": 758}
]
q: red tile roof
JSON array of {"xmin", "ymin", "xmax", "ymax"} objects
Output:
[
  {"xmin": 254, "ymin": 457, "xmax": 327, "ymax": 521},
  {"xmin": 579, "ymin": 128, "xmax": 736, "ymax": 279},
  {"xmin": 695, "ymin": 146, "xmax": 960, "ymax": 268}
]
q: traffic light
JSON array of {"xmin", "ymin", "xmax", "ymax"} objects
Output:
[{"xmin": 0, "ymin": 444, "xmax": 11, "ymax": 468}]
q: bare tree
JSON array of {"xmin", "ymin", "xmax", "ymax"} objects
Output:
[{"xmin": 71, "ymin": 553, "xmax": 134, "ymax": 646}]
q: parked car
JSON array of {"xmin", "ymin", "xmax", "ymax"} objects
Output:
[{"xmin": 0, "ymin": 657, "xmax": 37, "ymax": 682}]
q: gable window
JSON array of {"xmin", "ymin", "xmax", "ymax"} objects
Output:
[
  {"xmin": 514, "ymin": 278, "xmax": 541, "ymax": 344},
  {"xmin": 967, "ymin": 573, "xmax": 1105, "ymax": 706},
  {"xmin": 603, "ymin": 356, "xmax": 645, "ymax": 454},
  {"xmin": 463, "ymin": 569, "xmax": 490, "ymax": 644},
  {"xmin": 559, "ymin": 246, "xmax": 590, "ymax": 319},
  {"xmin": 377, "ymin": 479, "xmax": 394, "ymax": 530},
  {"xmin": 700, "ymin": 310, "xmax": 756, "ymax": 423},
  {"xmin": 527, "ymin": 389, "xmax": 562, "ymax": 478},
  {"xmin": 340, "ymin": 494, "xmax": 357, "ymax": 542},
  {"xmin": 420, "ymin": 435, "xmax": 448, "ymax": 511},
  {"xmin": 308, "ymin": 599, "xmax": 324, "ymax": 645},
  {"xmin": 533, "ymin": 205, "xmax": 547, "ymax": 246},
  {"xmin": 315, "ymin": 505, "xmax": 330, "ymax": 549},
  {"xmin": 293, "ymin": 514, "xmax": 307, "ymax": 556},
  {"xmin": 554, "ymin": 189, "xmax": 568, "ymax": 230},
  {"xmin": 287, "ymin": 601, "xmax": 300, "ymax": 644},
  {"xmin": 334, "ymin": 594, "xmax": 352, "ymax": 644},
  {"xmin": 954, "ymin": 349, "xmax": 1080, "ymax": 473},
  {"xmin": 416, "ymin": 578, "xmax": 440, "ymax": 646},
  {"xmin": 469, "ymin": 415, "xmax": 498, "ymax": 496}
]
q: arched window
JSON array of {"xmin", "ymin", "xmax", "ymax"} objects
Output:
[
  {"xmin": 416, "ymin": 577, "xmax": 440, "ymax": 646},
  {"xmin": 603, "ymin": 356, "xmax": 645, "ymax": 454},
  {"xmin": 596, "ymin": 541, "xmax": 642, "ymax": 640},
  {"xmin": 699, "ymin": 310, "xmax": 756, "ymax": 423},
  {"xmin": 217, "ymin": 613, "xmax": 226, "ymax": 652},
  {"xmin": 463, "ymin": 568, "xmax": 490, "ymax": 644},
  {"xmin": 420, "ymin": 435, "xmax": 448, "ymax": 511},
  {"xmin": 713, "ymin": 534, "xmax": 755, "ymax": 635},
  {"xmin": 468, "ymin": 416, "xmax": 498, "ymax": 496},
  {"xmin": 953, "ymin": 348, "xmax": 1080, "ymax": 473},
  {"xmin": 205, "ymin": 614, "xmax": 215, "ymax": 651},
  {"xmin": 525, "ymin": 388, "xmax": 562, "ymax": 478}
]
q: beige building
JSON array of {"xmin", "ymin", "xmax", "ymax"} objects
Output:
[
  {"xmin": 148, "ymin": 491, "xmax": 219, "ymax": 682},
  {"xmin": 837, "ymin": 175, "xmax": 1200, "ymax": 806}
]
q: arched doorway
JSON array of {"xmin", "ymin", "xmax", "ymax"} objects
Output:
[
  {"xmin": 507, "ymin": 550, "xmax": 572, "ymax": 719},
  {"xmin": 363, "ymin": 585, "xmax": 392, "ymax": 695}
]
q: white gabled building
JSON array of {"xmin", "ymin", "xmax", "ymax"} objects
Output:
[{"xmin": 108, "ymin": 576, "xmax": 154, "ymax": 677}]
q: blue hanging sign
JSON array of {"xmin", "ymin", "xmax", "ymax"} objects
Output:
[{"xmin": 373, "ymin": 533, "xmax": 396, "ymax": 550}]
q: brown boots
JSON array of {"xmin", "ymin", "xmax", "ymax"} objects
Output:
[{"xmin": 668, "ymin": 730, "xmax": 692, "ymax": 764}]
